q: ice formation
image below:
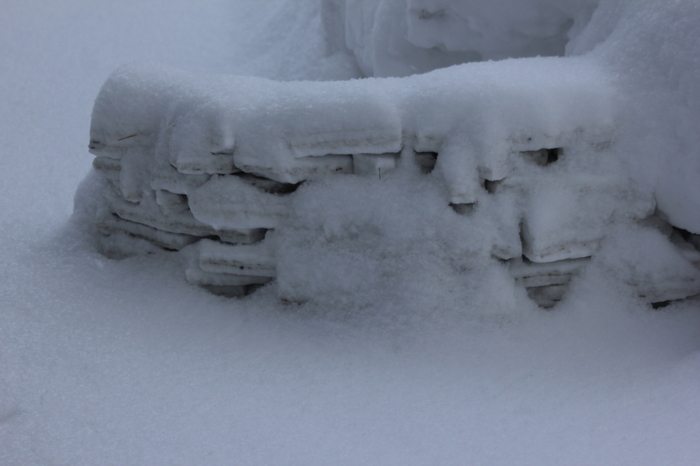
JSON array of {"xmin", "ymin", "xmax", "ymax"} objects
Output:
[{"xmin": 77, "ymin": 0, "xmax": 700, "ymax": 308}]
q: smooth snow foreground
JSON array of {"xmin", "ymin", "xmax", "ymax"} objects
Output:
[{"xmin": 78, "ymin": 0, "xmax": 700, "ymax": 309}]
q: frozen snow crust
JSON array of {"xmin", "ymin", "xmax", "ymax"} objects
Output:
[{"xmin": 81, "ymin": 37, "xmax": 700, "ymax": 307}]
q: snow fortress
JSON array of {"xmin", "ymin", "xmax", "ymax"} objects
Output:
[{"xmin": 84, "ymin": 59, "xmax": 700, "ymax": 307}]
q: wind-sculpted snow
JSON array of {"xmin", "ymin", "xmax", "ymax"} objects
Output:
[{"xmin": 81, "ymin": 51, "xmax": 700, "ymax": 308}]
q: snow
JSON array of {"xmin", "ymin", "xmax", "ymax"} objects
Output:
[
  {"xmin": 83, "ymin": 51, "xmax": 683, "ymax": 304},
  {"xmin": 2, "ymin": 0, "xmax": 700, "ymax": 465},
  {"xmin": 323, "ymin": 0, "xmax": 599, "ymax": 77},
  {"xmin": 88, "ymin": 55, "xmax": 618, "ymax": 207},
  {"xmin": 323, "ymin": 0, "xmax": 700, "ymax": 232},
  {"xmin": 188, "ymin": 175, "xmax": 290, "ymax": 230}
]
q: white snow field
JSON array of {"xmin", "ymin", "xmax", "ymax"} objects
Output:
[{"xmin": 2, "ymin": 0, "xmax": 700, "ymax": 464}]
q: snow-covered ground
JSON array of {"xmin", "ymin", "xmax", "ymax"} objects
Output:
[{"xmin": 2, "ymin": 1, "xmax": 700, "ymax": 464}]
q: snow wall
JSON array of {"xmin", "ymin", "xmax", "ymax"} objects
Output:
[{"xmin": 76, "ymin": 0, "xmax": 700, "ymax": 310}]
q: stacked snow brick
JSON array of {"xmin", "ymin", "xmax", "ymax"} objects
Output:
[{"xmin": 86, "ymin": 61, "xmax": 700, "ymax": 307}]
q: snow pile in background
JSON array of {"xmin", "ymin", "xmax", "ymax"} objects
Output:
[{"xmin": 322, "ymin": 0, "xmax": 598, "ymax": 76}]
